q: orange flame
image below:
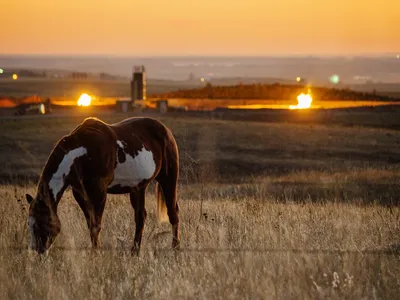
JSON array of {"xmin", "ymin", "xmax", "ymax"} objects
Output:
[
  {"xmin": 289, "ymin": 93, "xmax": 312, "ymax": 109},
  {"xmin": 77, "ymin": 94, "xmax": 92, "ymax": 106}
]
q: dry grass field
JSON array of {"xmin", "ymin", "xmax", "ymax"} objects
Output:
[{"xmin": 0, "ymin": 112, "xmax": 399, "ymax": 299}]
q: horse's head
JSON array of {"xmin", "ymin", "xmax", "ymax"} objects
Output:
[{"xmin": 26, "ymin": 193, "xmax": 61, "ymax": 254}]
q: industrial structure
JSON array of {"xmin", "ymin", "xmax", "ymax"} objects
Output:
[
  {"xmin": 14, "ymin": 98, "xmax": 51, "ymax": 115},
  {"xmin": 116, "ymin": 65, "xmax": 147, "ymax": 113},
  {"xmin": 156, "ymin": 100, "xmax": 168, "ymax": 114},
  {"xmin": 131, "ymin": 65, "xmax": 146, "ymax": 104}
]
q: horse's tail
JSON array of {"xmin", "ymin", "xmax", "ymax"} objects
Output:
[{"xmin": 156, "ymin": 182, "xmax": 169, "ymax": 223}]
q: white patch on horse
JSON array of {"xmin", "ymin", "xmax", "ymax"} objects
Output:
[
  {"xmin": 117, "ymin": 140, "xmax": 125, "ymax": 148},
  {"xmin": 28, "ymin": 216, "xmax": 36, "ymax": 250},
  {"xmin": 109, "ymin": 143, "xmax": 156, "ymax": 188},
  {"xmin": 49, "ymin": 147, "xmax": 87, "ymax": 200}
]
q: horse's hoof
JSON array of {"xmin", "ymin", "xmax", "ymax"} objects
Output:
[
  {"xmin": 172, "ymin": 240, "xmax": 181, "ymax": 251},
  {"xmin": 131, "ymin": 244, "xmax": 141, "ymax": 256}
]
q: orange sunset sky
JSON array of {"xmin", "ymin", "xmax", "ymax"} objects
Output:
[{"xmin": 1, "ymin": 0, "xmax": 399, "ymax": 56}]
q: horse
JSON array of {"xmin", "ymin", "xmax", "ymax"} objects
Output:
[{"xmin": 25, "ymin": 117, "xmax": 180, "ymax": 254}]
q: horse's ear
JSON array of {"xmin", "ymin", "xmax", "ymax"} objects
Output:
[{"xmin": 26, "ymin": 194, "xmax": 34, "ymax": 204}]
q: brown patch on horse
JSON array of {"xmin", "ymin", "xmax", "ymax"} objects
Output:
[{"xmin": 117, "ymin": 146, "xmax": 126, "ymax": 163}]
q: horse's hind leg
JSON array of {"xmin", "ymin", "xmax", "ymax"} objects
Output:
[
  {"xmin": 157, "ymin": 177, "xmax": 180, "ymax": 249},
  {"xmin": 129, "ymin": 187, "xmax": 147, "ymax": 254}
]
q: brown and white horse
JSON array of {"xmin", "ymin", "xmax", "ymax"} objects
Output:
[{"xmin": 26, "ymin": 117, "xmax": 180, "ymax": 254}]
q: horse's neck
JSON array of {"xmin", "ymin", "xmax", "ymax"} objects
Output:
[
  {"xmin": 37, "ymin": 176, "xmax": 66, "ymax": 205},
  {"xmin": 35, "ymin": 182, "xmax": 59, "ymax": 210},
  {"xmin": 47, "ymin": 176, "xmax": 68, "ymax": 204}
]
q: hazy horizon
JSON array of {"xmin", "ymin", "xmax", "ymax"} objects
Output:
[{"xmin": 1, "ymin": 55, "xmax": 400, "ymax": 84}]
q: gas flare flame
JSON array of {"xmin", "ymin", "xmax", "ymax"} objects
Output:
[
  {"xmin": 77, "ymin": 94, "xmax": 91, "ymax": 106},
  {"xmin": 289, "ymin": 93, "xmax": 312, "ymax": 109}
]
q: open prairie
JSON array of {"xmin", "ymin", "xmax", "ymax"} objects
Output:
[{"xmin": 0, "ymin": 112, "xmax": 399, "ymax": 299}]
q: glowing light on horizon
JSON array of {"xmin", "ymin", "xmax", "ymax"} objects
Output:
[
  {"xmin": 39, "ymin": 104, "xmax": 46, "ymax": 114},
  {"xmin": 330, "ymin": 74, "xmax": 340, "ymax": 84},
  {"xmin": 12, "ymin": 74, "xmax": 18, "ymax": 80},
  {"xmin": 0, "ymin": 69, "xmax": 3, "ymax": 74},
  {"xmin": 289, "ymin": 93, "xmax": 313, "ymax": 109},
  {"xmin": 77, "ymin": 93, "xmax": 92, "ymax": 106},
  {"xmin": 296, "ymin": 77, "xmax": 301, "ymax": 82}
]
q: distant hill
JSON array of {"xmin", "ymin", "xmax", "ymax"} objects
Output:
[{"xmin": 154, "ymin": 83, "xmax": 400, "ymax": 102}]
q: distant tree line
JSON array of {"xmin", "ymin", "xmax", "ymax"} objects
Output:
[
  {"xmin": 155, "ymin": 83, "xmax": 399, "ymax": 101},
  {"xmin": 70, "ymin": 72, "xmax": 88, "ymax": 79},
  {"xmin": 0, "ymin": 69, "xmax": 47, "ymax": 78}
]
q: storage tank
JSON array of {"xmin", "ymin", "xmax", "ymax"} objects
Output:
[{"xmin": 131, "ymin": 65, "xmax": 146, "ymax": 106}]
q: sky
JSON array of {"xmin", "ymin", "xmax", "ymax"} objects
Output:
[{"xmin": 1, "ymin": 0, "xmax": 399, "ymax": 56}]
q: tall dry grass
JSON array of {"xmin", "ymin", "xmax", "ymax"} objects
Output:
[
  {"xmin": 1, "ymin": 182, "xmax": 399, "ymax": 299},
  {"xmin": 0, "ymin": 114, "xmax": 399, "ymax": 299}
]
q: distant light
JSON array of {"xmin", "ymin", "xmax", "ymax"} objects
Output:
[
  {"xmin": 289, "ymin": 93, "xmax": 313, "ymax": 110},
  {"xmin": 12, "ymin": 74, "xmax": 18, "ymax": 80},
  {"xmin": 77, "ymin": 93, "xmax": 92, "ymax": 106},
  {"xmin": 39, "ymin": 104, "xmax": 46, "ymax": 115},
  {"xmin": 397, "ymin": 54, "xmax": 400, "ymax": 59},
  {"xmin": 330, "ymin": 74, "xmax": 340, "ymax": 84},
  {"xmin": 296, "ymin": 77, "xmax": 301, "ymax": 82},
  {"xmin": 0, "ymin": 69, "xmax": 3, "ymax": 74},
  {"xmin": 200, "ymin": 78, "xmax": 205, "ymax": 82}
]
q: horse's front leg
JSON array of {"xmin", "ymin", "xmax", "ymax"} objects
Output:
[
  {"xmin": 89, "ymin": 223, "xmax": 102, "ymax": 248},
  {"xmin": 89, "ymin": 191, "xmax": 107, "ymax": 249},
  {"xmin": 73, "ymin": 188, "xmax": 106, "ymax": 249}
]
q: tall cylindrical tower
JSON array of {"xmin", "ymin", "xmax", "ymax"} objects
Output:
[{"xmin": 131, "ymin": 65, "xmax": 146, "ymax": 107}]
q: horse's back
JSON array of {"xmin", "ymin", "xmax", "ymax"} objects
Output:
[
  {"xmin": 110, "ymin": 117, "xmax": 177, "ymax": 150},
  {"xmin": 111, "ymin": 117, "xmax": 171, "ymax": 137}
]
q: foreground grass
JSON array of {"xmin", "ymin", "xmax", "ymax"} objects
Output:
[
  {"xmin": 1, "ymin": 184, "xmax": 399, "ymax": 299},
  {"xmin": 0, "ymin": 114, "xmax": 399, "ymax": 298}
]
